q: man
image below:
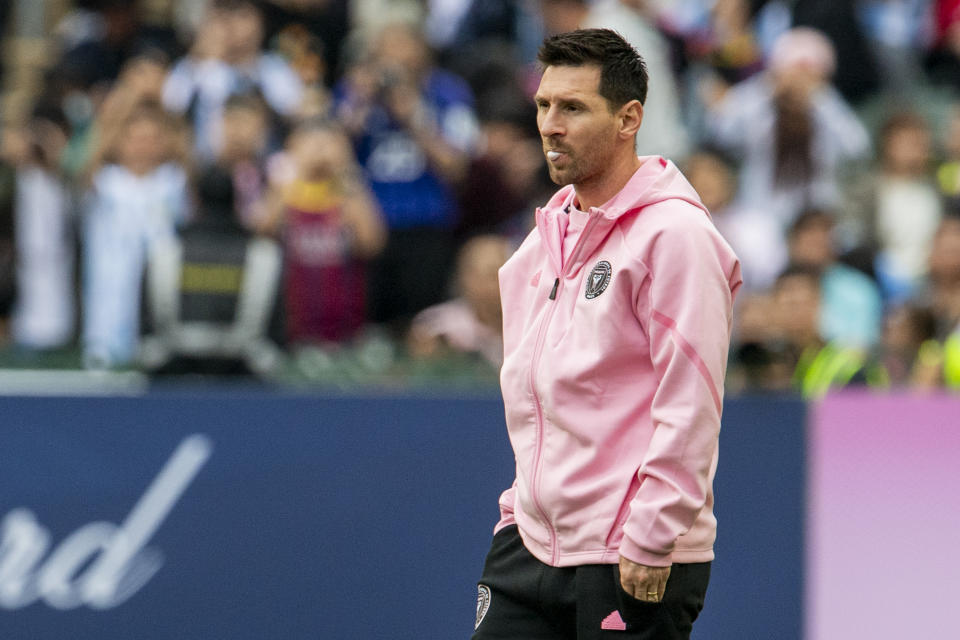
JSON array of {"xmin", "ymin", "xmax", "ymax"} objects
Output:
[
  {"xmin": 538, "ymin": 0, "xmax": 691, "ymax": 161},
  {"xmin": 473, "ymin": 29, "xmax": 741, "ymax": 639},
  {"xmin": 335, "ymin": 21, "xmax": 479, "ymax": 331}
]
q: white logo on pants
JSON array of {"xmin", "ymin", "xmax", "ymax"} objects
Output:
[{"xmin": 475, "ymin": 584, "xmax": 492, "ymax": 629}]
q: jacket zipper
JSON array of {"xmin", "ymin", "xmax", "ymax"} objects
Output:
[{"xmin": 527, "ymin": 211, "xmax": 603, "ymax": 565}]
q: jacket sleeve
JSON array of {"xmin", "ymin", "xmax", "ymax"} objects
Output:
[
  {"xmin": 493, "ymin": 479, "xmax": 517, "ymax": 534},
  {"xmin": 619, "ymin": 214, "xmax": 740, "ymax": 567}
]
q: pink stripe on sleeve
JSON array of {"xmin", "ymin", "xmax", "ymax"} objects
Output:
[{"xmin": 650, "ymin": 309, "xmax": 723, "ymax": 415}]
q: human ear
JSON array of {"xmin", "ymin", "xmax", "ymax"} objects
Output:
[{"xmin": 618, "ymin": 100, "xmax": 643, "ymax": 139}]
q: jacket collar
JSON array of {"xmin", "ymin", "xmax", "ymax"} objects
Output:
[{"xmin": 535, "ymin": 156, "xmax": 707, "ymax": 276}]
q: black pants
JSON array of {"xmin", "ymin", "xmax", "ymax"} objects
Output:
[{"xmin": 473, "ymin": 526, "xmax": 710, "ymax": 640}]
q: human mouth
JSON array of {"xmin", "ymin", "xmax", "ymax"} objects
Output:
[{"xmin": 547, "ymin": 150, "xmax": 566, "ymax": 162}]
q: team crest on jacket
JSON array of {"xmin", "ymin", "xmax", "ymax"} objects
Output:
[
  {"xmin": 476, "ymin": 584, "xmax": 492, "ymax": 629},
  {"xmin": 585, "ymin": 261, "xmax": 612, "ymax": 299}
]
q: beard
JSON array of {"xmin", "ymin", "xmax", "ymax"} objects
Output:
[
  {"xmin": 545, "ymin": 138, "xmax": 612, "ymax": 188},
  {"xmin": 547, "ymin": 161, "xmax": 575, "ymax": 186}
]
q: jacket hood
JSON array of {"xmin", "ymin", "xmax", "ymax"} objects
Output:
[
  {"xmin": 535, "ymin": 156, "xmax": 709, "ymax": 275},
  {"xmin": 541, "ymin": 156, "xmax": 707, "ymax": 219}
]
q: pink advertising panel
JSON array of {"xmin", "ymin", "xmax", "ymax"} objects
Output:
[{"xmin": 807, "ymin": 392, "xmax": 960, "ymax": 640}]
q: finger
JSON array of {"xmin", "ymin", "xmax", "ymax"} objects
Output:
[
  {"xmin": 657, "ymin": 569, "xmax": 671, "ymax": 601},
  {"xmin": 640, "ymin": 578, "xmax": 658, "ymax": 602},
  {"xmin": 617, "ymin": 569, "xmax": 631, "ymax": 594},
  {"xmin": 628, "ymin": 579, "xmax": 649, "ymax": 602}
]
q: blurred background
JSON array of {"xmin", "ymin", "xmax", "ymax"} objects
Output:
[{"xmin": 0, "ymin": 1, "xmax": 958, "ymax": 639}]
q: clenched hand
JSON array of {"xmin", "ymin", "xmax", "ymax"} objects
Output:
[{"xmin": 619, "ymin": 555, "xmax": 671, "ymax": 603}]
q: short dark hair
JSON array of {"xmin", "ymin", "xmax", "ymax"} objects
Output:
[
  {"xmin": 788, "ymin": 208, "xmax": 835, "ymax": 238},
  {"xmin": 775, "ymin": 263, "xmax": 823, "ymax": 289},
  {"xmin": 880, "ymin": 110, "xmax": 928, "ymax": 140},
  {"xmin": 537, "ymin": 28, "xmax": 648, "ymax": 108}
]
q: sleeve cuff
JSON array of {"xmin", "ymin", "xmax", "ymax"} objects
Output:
[
  {"xmin": 619, "ymin": 535, "xmax": 674, "ymax": 567},
  {"xmin": 493, "ymin": 514, "xmax": 516, "ymax": 535}
]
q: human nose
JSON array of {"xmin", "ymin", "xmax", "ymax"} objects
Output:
[{"xmin": 538, "ymin": 106, "xmax": 564, "ymax": 138}]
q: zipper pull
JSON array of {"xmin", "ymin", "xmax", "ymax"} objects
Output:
[{"xmin": 549, "ymin": 278, "xmax": 560, "ymax": 300}]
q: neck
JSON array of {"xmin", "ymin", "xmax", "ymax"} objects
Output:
[{"xmin": 573, "ymin": 151, "xmax": 642, "ymax": 211}]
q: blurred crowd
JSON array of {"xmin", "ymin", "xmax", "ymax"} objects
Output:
[{"xmin": 1, "ymin": 0, "xmax": 960, "ymax": 395}]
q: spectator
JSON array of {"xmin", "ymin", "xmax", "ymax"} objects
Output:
[
  {"xmin": 263, "ymin": 119, "xmax": 385, "ymax": 347},
  {"xmin": 335, "ymin": 21, "xmax": 479, "ymax": 331},
  {"xmin": 768, "ymin": 264, "xmax": 876, "ymax": 398},
  {"xmin": 270, "ymin": 24, "xmax": 333, "ymax": 121},
  {"xmin": 351, "ymin": 0, "xmax": 424, "ymax": 38},
  {"xmin": 217, "ymin": 92, "xmax": 273, "ymax": 230},
  {"xmin": 942, "ymin": 327, "xmax": 960, "ymax": 389},
  {"xmin": 82, "ymin": 101, "xmax": 189, "ymax": 369},
  {"xmin": 53, "ymin": 0, "xmax": 164, "ymax": 89},
  {"xmin": 663, "ymin": 0, "xmax": 766, "ymax": 142},
  {"xmin": 427, "ymin": 0, "xmax": 524, "ymax": 56},
  {"xmin": 857, "ymin": 0, "xmax": 931, "ymax": 98},
  {"xmin": 3, "ymin": 106, "xmax": 76, "ymax": 351},
  {"xmin": 41, "ymin": 49, "xmax": 112, "ymax": 182},
  {"xmin": 141, "ymin": 164, "xmax": 283, "ymax": 376},
  {"xmin": 685, "ymin": 148, "xmax": 786, "ymax": 292},
  {"xmin": 910, "ymin": 214, "xmax": 960, "ymax": 389},
  {"xmin": 844, "ymin": 111, "xmax": 943, "ymax": 301},
  {"xmin": 923, "ymin": 213, "xmax": 960, "ymax": 337},
  {"xmin": 935, "ymin": 104, "xmax": 960, "ymax": 199},
  {"xmin": 428, "ymin": 1, "xmax": 543, "ymax": 111},
  {"xmin": 162, "ymin": 0, "xmax": 303, "ymax": 160},
  {"xmin": 791, "ymin": 0, "xmax": 883, "ymax": 104},
  {"xmin": 727, "ymin": 292, "xmax": 795, "ymax": 393},
  {"xmin": 874, "ymin": 303, "xmax": 938, "ymax": 388},
  {"xmin": 256, "ymin": 0, "xmax": 350, "ymax": 89},
  {"xmin": 706, "ymin": 27, "xmax": 870, "ymax": 230},
  {"xmin": 0, "ymin": 155, "xmax": 14, "ymax": 345},
  {"xmin": 702, "ymin": 0, "xmax": 765, "ymax": 85},
  {"xmin": 85, "ymin": 48, "xmax": 174, "ymax": 179},
  {"xmin": 456, "ymin": 89, "xmax": 547, "ymax": 242},
  {"xmin": 407, "ymin": 233, "xmax": 512, "ymax": 368},
  {"xmin": 787, "ymin": 209, "xmax": 883, "ymax": 349},
  {"xmin": 772, "ymin": 265, "xmax": 824, "ymax": 387},
  {"xmin": 925, "ymin": 0, "xmax": 960, "ymax": 91}
]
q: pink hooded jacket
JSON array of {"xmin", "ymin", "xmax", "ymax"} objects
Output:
[{"xmin": 495, "ymin": 157, "xmax": 741, "ymax": 568}]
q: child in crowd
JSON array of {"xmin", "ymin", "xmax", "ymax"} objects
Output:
[
  {"xmin": 786, "ymin": 209, "xmax": 883, "ymax": 348},
  {"xmin": 406, "ymin": 234, "xmax": 512, "ymax": 368},
  {"xmin": 875, "ymin": 304, "xmax": 939, "ymax": 388},
  {"xmin": 844, "ymin": 111, "xmax": 942, "ymax": 301},
  {"xmin": 218, "ymin": 92, "xmax": 272, "ymax": 230},
  {"xmin": 2, "ymin": 106, "xmax": 76, "ymax": 351},
  {"xmin": 88, "ymin": 49, "xmax": 172, "ymax": 174},
  {"xmin": 263, "ymin": 119, "xmax": 385, "ymax": 346},
  {"xmin": 82, "ymin": 101, "xmax": 189, "ymax": 368}
]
